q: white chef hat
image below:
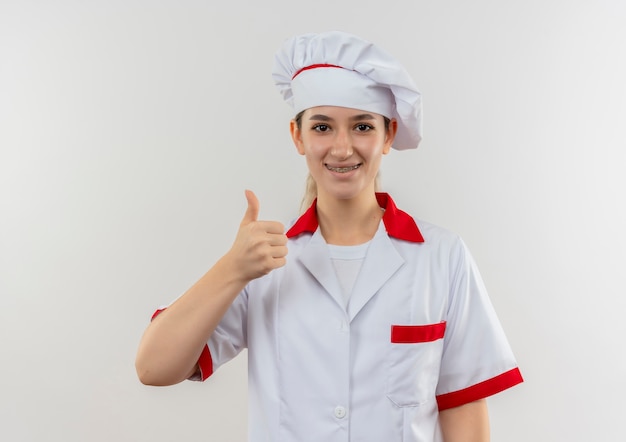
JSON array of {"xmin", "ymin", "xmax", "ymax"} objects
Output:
[{"xmin": 272, "ymin": 31, "xmax": 422, "ymax": 150}]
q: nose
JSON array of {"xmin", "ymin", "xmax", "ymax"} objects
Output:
[{"xmin": 330, "ymin": 128, "xmax": 353, "ymax": 160}]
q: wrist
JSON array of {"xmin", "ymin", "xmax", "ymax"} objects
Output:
[{"xmin": 214, "ymin": 252, "xmax": 251, "ymax": 287}]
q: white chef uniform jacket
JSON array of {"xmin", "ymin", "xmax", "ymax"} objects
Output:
[{"xmin": 156, "ymin": 193, "xmax": 522, "ymax": 441}]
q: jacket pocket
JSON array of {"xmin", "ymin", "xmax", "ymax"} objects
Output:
[{"xmin": 386, "ymin": 322, "xmax": 446, "ymax": 407}]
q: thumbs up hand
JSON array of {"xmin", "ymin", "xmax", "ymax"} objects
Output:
[{"xmin": 226, "ymin": 190, "xmax": 288, "ymax": 282}]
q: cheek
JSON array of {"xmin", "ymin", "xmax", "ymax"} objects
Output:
[
  {"xmin": 301, "ymin": 138, "xmax": 327, "ymax": 159},
  {"xmin": 357, "ymin": 138, "xmax": 387, "ymax": 158}
]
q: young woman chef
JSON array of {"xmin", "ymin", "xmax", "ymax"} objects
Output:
[{"xmin": 135, "ymin": 31, "xmax": 523, "ymax": 442}]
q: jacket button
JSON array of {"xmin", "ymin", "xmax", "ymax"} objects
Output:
[{"xmin": 334, "ymin": 406, "xmax": 347, "ymax": 419}]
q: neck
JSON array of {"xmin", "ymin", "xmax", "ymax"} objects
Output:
[{"xmin": 316, "ymin": 192, "xmax": 382, "ymax": 245}]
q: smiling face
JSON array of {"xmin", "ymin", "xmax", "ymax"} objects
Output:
[{"xmin": 290, "ymin": 106, "xmax": 397, "ymax": 204}]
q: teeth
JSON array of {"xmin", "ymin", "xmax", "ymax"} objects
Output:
[{"xmin": 327, "ymin": 164, "xmax": 361, "ymax": 173}]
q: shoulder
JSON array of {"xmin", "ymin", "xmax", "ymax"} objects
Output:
[
  {"xmin": 385, "ymin": 206, "xmax": 465, "ymax": 250},
  {"xmin": 413, "ymin": 218, "xmax": 464, "ymax": 248},
  {"xmin": 388, "ymin": 215, "xmax": 474, "ymax": 276},
  {"xmin": 413, "ymin": 217, "xmax": 454, "ymax": 236}
]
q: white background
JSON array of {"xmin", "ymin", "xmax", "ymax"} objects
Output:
[{"xmin": 1, "ymin": 0, "xmax": 625, "ymax": 440}]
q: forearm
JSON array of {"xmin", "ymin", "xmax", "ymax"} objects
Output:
[
  {"xmin": 439, "ymin": 399, "xmax": 490, "ymax": 442},
  {"xmin": 135, "ymin": 254, "xmax": 248, "ymax": 386},
  {"xmin": 135, "ymin": 190, "xmax": 288, "ymax": 386}
]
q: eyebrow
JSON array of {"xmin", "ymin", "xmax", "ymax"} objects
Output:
[{"xmin": 308, "ymin": 113, "xmax": 377, "ymax": 122}]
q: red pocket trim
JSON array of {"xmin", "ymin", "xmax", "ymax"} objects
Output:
[{"xmin": 391, "ymin": 322, "xmax": 446, "ymax": 343}]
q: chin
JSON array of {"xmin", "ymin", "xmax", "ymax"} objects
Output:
[
  {"xmin": 316, "ymin": 177, "xmax": 377, "ymax": 202},
  {"xmin": 324, "ymin": 187, "xmax": 370, "ymax": 202}
]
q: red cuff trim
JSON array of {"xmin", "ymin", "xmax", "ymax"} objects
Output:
[
  {"xmin": 391, "ymin": 322, "xmax": 446, "ymax": 343},
  {"xmin": 151, "ymin": 308, "xmax": 166, "ymax": 320},
  {"xmin": 436, "ymin": 367, "xmax": 524, "ymax": 411},
  {"xmin": 196, "ymin": 344, "xmax": 213, "ymax": 381}
]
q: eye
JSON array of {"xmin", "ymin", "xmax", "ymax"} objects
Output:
[
  {"xmin": 355, "ymin": 123, "xmax": 374, "ymax": 132},
  {"xmin": 312, "ymin": 124, "xmax": 330, "ymax": 132}
]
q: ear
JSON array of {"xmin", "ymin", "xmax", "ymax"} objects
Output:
[
  {"xmin": 290, "ymin": 119, "xmax": 306, "ymax": 155},
  {"xmin": 382, "ymin": 118, "xmax": 398, "ymax": 155}
]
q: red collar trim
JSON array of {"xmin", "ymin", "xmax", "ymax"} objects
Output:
[{"xmin": 286, "ymin": 193, "xmax": 425, "ymax": 243}]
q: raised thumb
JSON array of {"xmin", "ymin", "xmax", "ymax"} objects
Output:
[{"xmin": 241, "ymin": 189, "xmax": 260, "ymax": 225}]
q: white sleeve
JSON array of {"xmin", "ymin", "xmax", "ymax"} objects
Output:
[
  {"xmin": 203, "ymin": 287, "xmax": 250, "ymax": 376},
  {"xmin": 435, "ymin": 238, "xmax": 523, "ymax": 410}
]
